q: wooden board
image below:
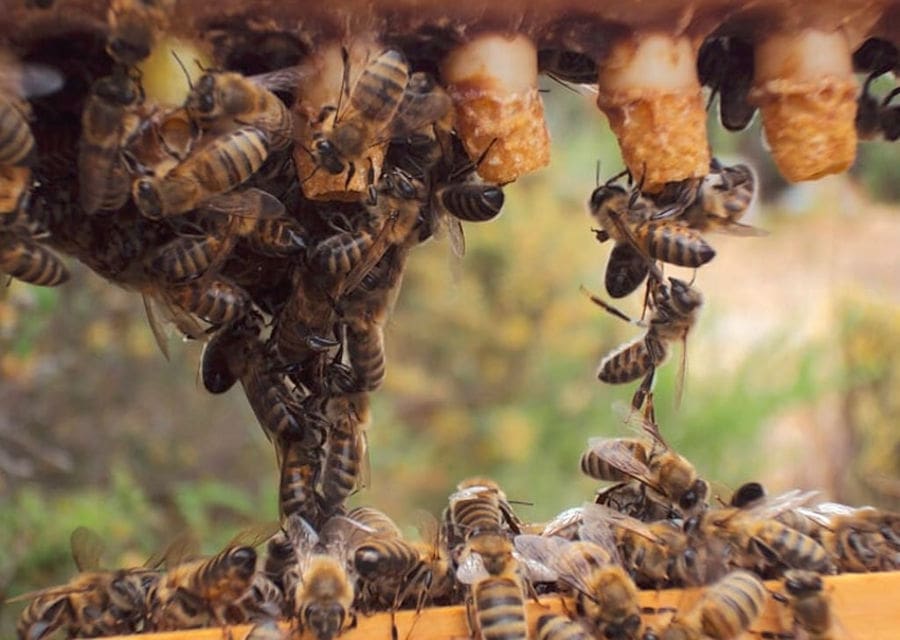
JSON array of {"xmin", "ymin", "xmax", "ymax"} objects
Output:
[{"xmin": 96, "ymin": 570, "xmax": 900, "ymax": 640}]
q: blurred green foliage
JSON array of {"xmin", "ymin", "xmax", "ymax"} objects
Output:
[{"xmin": 0, "ymin": 82, "xmax": 898, "ymax": 637}]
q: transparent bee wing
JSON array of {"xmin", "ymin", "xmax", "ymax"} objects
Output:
[
  {"xmin": 704, "ymin": 219, "xmax": 769, "ymax": 237},
  {"xmin": 358, "ymin": 429, "xmax": 371, "ymax": 492},
  {"xmin": 284, "ymin": 514, "xmax": 320, "ymax": 569},
  {"xmin": 247, "ymin": 65, "xmax": 314, "ymax": 94},
  {"xmin": 445, "ymin": 215, "xmax": 466, "ymax": 259},
  {"xmin": 338, "ymin": 213, "xmax": 399, "ymax": 298},
  {"xmin": 513, "ymin": 535, "xmax": 565, "ymax": 580},
  {"xmin": 581, "ymin": 503, "xmax": 661, "ymax": 545},
  {"xmin": 577, "ymin": 504, "xmax": 624, "ymax": 564},
  {"xmin": 414, "ymin": 509, "xmax": 443, "ymax": 549},
  {"xmin": 585, "ymin": 434, "xmax": 660, "ymax": 492},
  {"xmin": 541, "ymin": 507, "xmax": 584, "ymax": 539},
  {"xmin": 319, "ymin": 514, "xmax": 378, "ymax": 557},
  {"xmin": 70, "ymin": 526, "xmax": 106, "ymax": 572},
  {"xmin": 745, "ymin": 489, "xmax": 822, "ymax": 521},
  {"xmin": 159, "ymin": 530, "xmax": 203, "ymax": 569},
  {"xmin": 5, "ymin": 583, "xmax": 98, "ymax": 604},
  {"xmin": 455, "ymin": 550, "xmax": 489, "ymax": 585},
  {"xmin": 142, "ymin": 292, "xmax": 171, "ymax": 361},
  {"xmin": 16, "ymin": 62, "xmax": 64, "ymax": 98},
  {"xmin": 812, "ymin": 502, "xmax": 859, "ymax": 518},
  {"xmin": 201, "ymin": 188, "xmax": 286, "ymax": 220},
  {"xmin": 230, "ymin": 521, "xmax": 283, "ymax": 549},
  {"xmin": 615, "ymin": 401, "xmax": 670, "ymax": 450}
]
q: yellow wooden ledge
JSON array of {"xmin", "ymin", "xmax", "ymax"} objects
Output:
[{"xmin": 95, "ymin": 570, "xmax": 900, "ymax": 640}]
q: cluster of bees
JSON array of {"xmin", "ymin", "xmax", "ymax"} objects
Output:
[
  {"xmin": 3, "ymin": 1, "xmax": 900, "ymax": 640},
  {"xmin": 13, "ymin": 412, "xmax": 900, "ymax": 640}
]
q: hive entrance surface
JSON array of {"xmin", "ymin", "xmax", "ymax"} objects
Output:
[{"xmin": 3, "ymin": 1, "xmax": 900, "ymax": 640}]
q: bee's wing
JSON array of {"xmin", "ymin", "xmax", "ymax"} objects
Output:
[
  {"xmin": 5, "ymin": 583, "xmax": 97, "ymax": 604},
  {"xmin": 338, "ymin": 214, "xmax": 399, "ymax": 298},
  {"xmin": 455, "ymin": 550, "xmax": 489, "ymax": 585},
  {"xmin": 15, "ymin": 62, "xmax": 64, "ymax": 98},
  {"xmin": 202, "ymin": 188, "xmax": 286, "ymax": 220},
  {"xmin": 70, "ymin": 526, "xmax": 106, "ymax": 572},
  {"xmin": 388, "ymin": 81, "xmax": 452, "ymax": 140},
  {"xmin": 158, "ymin": 530, "xmax": 203, "ymax": 569},
  {"xmin": 284, "ymin": 514, "xmax": 320, "ymax": 569},
  {"xmin": 746, "ymin": 490, "xmax": 822, "ymax": 520},
  {"xmin": 615, "ymin": 401, "xmax": 670, "ymax": 450},
  {"xmin": 541, "ymin": 507, "xmax": 584, "ymax": 539},
  {"xmin": 584, "ymin": 435, "xmax": 660, "ymax": 493},
  {"xmin": 142, "ymin": 293, "xmax": 171, "ymax": 361},
  {"xmin": 581, "ymin": 503, "xmax": 661, "ymax": 545},
  {"xmin": 247, "ymin": 65, "xmax": 314, "ymax": 94},
  {"xmin": 578, "ymin": 504, "xmax": 626, "ymax": 564},
  {"xmin": 319, "ymin": 514, "xmax": 378, "ymax": 557},
  {"xmin": 704, "ymin": 219, "xmax": 769, "ymax": 237},
  {"xmin": 445, "ymin": 214, "xmax": 466, "ymax": 260},
  {"xmin": 230, "ymin": 521, "xmax": 283, "ymax": 549},
  {"xmin": 513, "ymin": 534, "xmax": 564, "ymax": 580}
]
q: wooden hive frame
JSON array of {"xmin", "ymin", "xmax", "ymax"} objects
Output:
[{"xmin": 96, "ymin": 571, "xmax": 900, "ymax": 640}]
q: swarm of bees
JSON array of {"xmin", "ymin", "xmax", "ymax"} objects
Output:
[
  {"xmin": 14, "ymin": 410, "xmax": 900, "ymax": 639},
  {"xmin": 3, "ymin": 2, "xmax": 900, "ymax": 640}
]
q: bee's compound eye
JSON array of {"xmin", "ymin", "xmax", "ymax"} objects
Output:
[{"xmin": 135, "ymin": 180, "xmax": 163, "ymax": 219}]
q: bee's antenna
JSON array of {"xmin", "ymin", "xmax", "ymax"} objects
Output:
[{"xmin": 170, "ymin": 50, "xmax": 193, "ymax": 90}]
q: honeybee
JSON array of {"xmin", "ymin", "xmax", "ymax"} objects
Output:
[
  {"xmin": 200, "ymin": 315, "xmax": 261, "ymax": 394},
  {"xmin": 688, "ymin": 490, "xmax": 834, "ymax": 576},
  {"xmin": 537, "ymin": 613, "xmax": 595, "ymax": 640},
  {"xmin": 0, "ymin": 233, "xmax": 69, "ymax": 287},
  {"xmin": 321, "ymin": 393, "xmax": 370, "ymax": 509},
  {"xmin": 659, "ymin": 570, "xmax": 766, "ymax": 640},
  {"xmin": 457, "ymin": 533, "xmax": 528, "ymax": 640},
  {"xmin": 14, "ymin": 526, "xmax": 159, "ymax": 639},
  {"xmin": 852, "ymin": 38, "xmax": 898, "ymax": 77},
  {"xmin": 580, "ymin": 411, "xmax": 709, "ymax": 518},
  {"xmin": 78, "ymin": 72, "xmax": 144, "ymax": 214},
  {"xmin": 224, "ymin": 572, "xmax": 285, "ymax": 625},
  {"xmin": 133, "ymin": 125, "xmax": 271, "ymax": 219},
  {"xmin": 352, "ymin": 534, "xmax": 426, "ymax": 613},
  {"xmin": 800, "ymin": 503, "xmax": 900, "ymax": 572},
  {"xmin": 149, "ymin": 542, "xmax": 260, "ymax": 631},
  {"xmin": 855, "ymin": 73, "xmax": 899, "ymax": 142},
  {"xmin": 106, "ymin": 0, "xmax": 174, "ymax": 66},
  {"xmin": 673, "ymin": 160, "xmax": 765, "ymax": 237},
  {"xmin": 516, "ymin": 535, "xmax": 645, "ymax": 640},
  {"xmin": 586, "ymin": 276, "xmax": 704, "ymax": 410},
  {"xmin": 446, "ymin": 477, "xmax": 524, "ymax": 553},
  {"xmin": 310, "ymin": 48, "xmax": 409, "ymax": 183},
  {"xmin": 769, "ymin": 570, "xmax": 843, "ymax": 640},
  {"xmin": 594, "ymin": 481, "xmax": 679, "ymax": 523},
  {"xmin": 146, "ymin": 188, "xmax": 297, "ymax": 281},
  {"xmin": 0, "ymin": 55, "xmax": 63, "ymax": 167},
  {"xmin": 311, "ymin": 167, "xmax": 424, "ymax": 296},
  {"xmin": 279, "ymin": 426, "xmax": 328, "ymax": 526},
  {"xmin": 408, "ymin": 511, "xmax": 455, "ymax": 608},
  {"xmin": 125, "ymin": 105, "xmax": 198, "ymax": 179},
  {"xmin": 697, "ymin": 36, "xmax": 757, "ymax": 131},
  {"xmin": 165, "ymin": 275, "xmax": 251, "ymax": 326},
  {"xmin": 589, "ymin": 173, "xmax": 713, "ymax": 298},
  {"xmin": 283, "ymin": 514, "xmax": 356, "ymax": 640},
  {"xmin": 185, "ymin": 69, "xmax": 297, "ymax": 148},
  {"xmin": 391, "ymin": 71, "xmax": 454, "ymax": 140},
  {"xmin": 435, "ymin": 181, "xmax": 505, "ymax": 224}
]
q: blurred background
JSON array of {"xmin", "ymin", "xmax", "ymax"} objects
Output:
[{"xmin": 1, "ymin": 76, "xmax": 898, "ymax": 627}]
